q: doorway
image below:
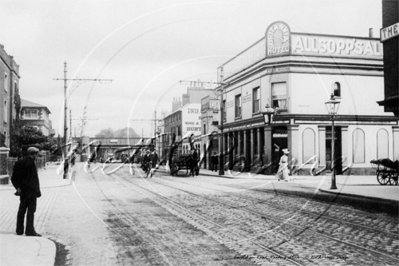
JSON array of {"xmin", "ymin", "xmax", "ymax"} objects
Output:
[
  {"xmin": 326, "ymin": 126, "xmax": 342, "ymax": 174},
  {"xmin": 272, "ymin": 126, "xmax": 288, "ymax": 174}
]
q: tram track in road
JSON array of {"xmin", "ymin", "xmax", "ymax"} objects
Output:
[
  {"xmin": 158, "ymin": 174, "xmax": 399, "ymax": 238},
  {"xmin": 112, "ymin": 169, "xmax": 307, "ymax": 266},
  {"xmin": 82, "ymin": 168, "xmax": 256, "ymax": 266},
  {"xmin": 153, "ymin": 177, "xmax": 399, "ymax": 262},
  {"xmin": 82, "ymin": 170, "xmax": 180, "ymax": 266},
  {"xmin": 115, "ymin": 167, "xmax": 399, "ymax": 266}
]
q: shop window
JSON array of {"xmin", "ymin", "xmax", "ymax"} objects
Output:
[
  {"xmin": 235, "ymin": 94, "xmax": 241, "ymax": 118},
  {"xmin": 377, "ymin": 129, "xmax": 389, "ymax": 159},
  {"xmin": 253, "ymin": 87, "xmax": 260, "ymax": 113},
  {"xmin": 333, "ymin": 82, "xmax": 341, "ymax": 98},
  {"xmin": 302, "ymin": 128, "xmax": 316, "ymax": 162},
  {"xmin": 352, "ymin": 129, "xmax": 365, "ymax": 163},
  {"xmin": 272, "ymin": 82, "xmax": 287, "ymax": 109}
]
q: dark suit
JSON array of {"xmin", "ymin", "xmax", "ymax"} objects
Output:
[
  {"xmin": 12, "ymin": 156, "xmax": 41, "ymax": 235},
  {"xmin": 211, "ymin": 155, "xmax": 219, "ymax": 171}
]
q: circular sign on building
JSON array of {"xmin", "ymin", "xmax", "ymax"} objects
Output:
[{"xmin": 266, "ymin": 21, "xmax": 291, "ymax": 57}]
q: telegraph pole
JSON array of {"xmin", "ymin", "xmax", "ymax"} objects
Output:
[
  {"xmin": 218, "ymin": 69, "xmax": 225, "ymax": 176},
  {"xmin": 54, "ymin": 61, "xmax": 113, "ymax": 178}
]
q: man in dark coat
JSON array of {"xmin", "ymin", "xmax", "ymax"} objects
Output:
[
  {"xmin": 149, "ymin": 151, "xmax": 159, "ymax": 178},
  {"xmin": 11, "ymin": 147, "xmax": 42, "ymax": 237},
  {"xmin": 189, "ymin": 148, "xmax": 199, "ymax": 176},
  {"xmin": 210, "ymin": 152, "xmax": 219, "ymax": 172},
  {"xmin": 142, "ymin": 150, "xmax": 151, "ymax": 173}
]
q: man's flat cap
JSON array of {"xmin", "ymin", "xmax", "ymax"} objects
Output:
[{"xmin": 27, "ymin": 147, "xmax": 40, "ymax": 155}]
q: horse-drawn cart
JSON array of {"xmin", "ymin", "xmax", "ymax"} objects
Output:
[
  {"xmin": 170, "ymin": 153, "xmax": 199, "ymax": 176},
  {"xmin": 370, "ymin": 158, "xmax": 399, "ymax": 185}
]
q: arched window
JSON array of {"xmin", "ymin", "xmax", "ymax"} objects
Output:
[
  {"xmin": 377, "ymin": 129, "xmax": 389, "ymax": 159},
  {"xmin": 302, "ymin": 128, "xmax": 316, "ymax": 162},
  {"xmin": 333, "ymin": 82, "xmax": 341, "ymax": 97},
  {"xmin": 353, "ymin": 129, "xmax": 365, "ymax": 163}
]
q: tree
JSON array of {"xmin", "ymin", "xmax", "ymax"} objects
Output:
[
  {"xmin": 94, "ymin": 128, "xmax": 114, "ymax": 138},
  {"xmin": 10, "ymin": 122, "xmax": 51, "ymax": 157},
  {"xmin": 95, "ymin": 127, "xmax": 139, "ymax": 138},
  {"xmin": 114, "ymin": 127, "xmax": 140, "ymax": 138}
]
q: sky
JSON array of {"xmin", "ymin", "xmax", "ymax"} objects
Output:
[{"xmin": 0, "ymin": 0, "xmax": 383, "ymax": 138}]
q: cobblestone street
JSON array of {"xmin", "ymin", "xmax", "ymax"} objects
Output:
[{"xmin": 12, "ymin": 163, "xmax": 395, "ymax": 266}]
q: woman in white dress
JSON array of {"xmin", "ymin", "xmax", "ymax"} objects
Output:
[{"xmin": 276, "ymin": 148, "xmax": 290, "ymax": 181}]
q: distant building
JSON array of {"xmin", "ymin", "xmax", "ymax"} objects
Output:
[
  {"xmin": 161, "ymin": 86, "xmax": 216, "ymax": 160},
  {"xmin": 200, "ymin": 95, "xmax": 220, "ymax": 169},
  {"xmin": 378, "ymin": 0, "xmax": 398, "ymax": 116},
  {"xmin": 20, "ymin": 99, "xmax": 54, "ymax": 136},
  {"xmin": 0, "ymin": 44, "xmax": 21, "ymax": 148}
]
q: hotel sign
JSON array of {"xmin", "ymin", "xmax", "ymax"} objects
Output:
[
  {"xmin": 291, "ymin": 34, "xmax": 382, "ymax": 58},
  {"xmin": 266, "ymin": 21, "xmax": 291, "ymax": 57},
  {"xmin": 381, "ymin": 22, "xmax": 399, "ymax": 42}
]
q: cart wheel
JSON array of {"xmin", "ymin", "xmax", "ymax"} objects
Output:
[
  {"xmin": 389, "ymin": 174, "xmax": 398, "ymax": 185},
  {"xmin": 377, "ymin": 172, "xmax": 390, "ymax": 185},
  {"xmin": 173, "ymin": 165, "xmax": 179, "ymax": 176}
]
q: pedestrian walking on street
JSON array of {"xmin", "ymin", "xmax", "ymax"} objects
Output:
[
  {"xmin": 276, "ymin": 148, "xmax": 290, "ymax": 182},
  {"xmin": 142, "ymin": 150, "xmax": 151, "ymax": 177},
  {"xmin": 11, "ymin": 147, "xmax": 42, "ymax": 237},
  {"xmin": 149, "ymin": 151, "xmax": 159, "ymax": 178},
  {"xmin": 211, "ymin": 152, "xmax": 218, "ymax": 172}
]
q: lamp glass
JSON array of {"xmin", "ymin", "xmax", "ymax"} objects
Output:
[{"xmin": 325, "ymin": 97, "xmax": 340, "ymax": 115}]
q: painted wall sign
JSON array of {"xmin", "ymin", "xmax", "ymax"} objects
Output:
[
  {"xmin": 182, "ymin": 104, "xmax": 201, "ymax": 136},
  {"xmin": 291, "ymin": 35, "xmax": 383, "ymax": 58},
  {"xmin": 226, "ymin": 101, "xmax": 234, "ymax": 108},
  {"xmin": 381, "ymin": 22, "xmax": 399, "ymax": 42},
  {"xmin": 266, "ymin": 67, "xmax": 290, "ymax": 74},
  {"xmin": 242, "ymin": 94, "xmax": 252, "ymax": 103},
  {"xmin": 266, "ymin": 21, "xmax": 291, "ymax": 57},
  {"xmin": 221, "ymin": 39, "xmax": 266, "ymax": 80}
]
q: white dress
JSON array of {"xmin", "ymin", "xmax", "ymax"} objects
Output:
[{"xmin": 276, "ymin": 154, "xmax": 289, "ymax": 181}]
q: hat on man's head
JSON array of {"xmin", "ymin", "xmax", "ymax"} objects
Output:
[
  {"xmin": 282, "ymin": 148, "xmax": 290, "ymax": 154},
  {"xmin": 27, "ymin": 147, "xmax": 40, "ymax": 155}
]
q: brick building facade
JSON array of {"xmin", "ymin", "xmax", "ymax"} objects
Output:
[{"xmin": 0, "ymin": 44, "xmax": 20, "ymax": 148}]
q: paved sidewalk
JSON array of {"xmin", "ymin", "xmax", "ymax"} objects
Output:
[
  {"xmin": 0, "ymin": 162, "xmax": 70, "ymax": 266},
  {"xmin": 200, "ymin": 168, "xmax": 399, "ymax": 203}
]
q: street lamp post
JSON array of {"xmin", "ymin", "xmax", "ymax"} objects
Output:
[
  {"xmin": 325, "ymin": 93, "xmax": 341, "ymax": 190},
  {"xmin": 219, "ymin": 84, "xmax": 225, "ymax": 176},
  {"xmin": 261, "ymin": 104, "xmax": 276, "ymax": 173}
]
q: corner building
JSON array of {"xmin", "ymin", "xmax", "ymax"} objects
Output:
[{"xmin": 219, "ymin": 21, "xmax": 399, "ymax": 175}]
